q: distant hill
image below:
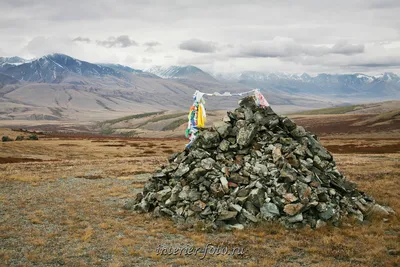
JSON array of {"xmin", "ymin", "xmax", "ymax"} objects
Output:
[
  {"xmin": 292, "ymin": 100, "xmax": 400, "ymax": 115},
  {"xmin": 0, "ymin": 73, "xmax": 19, "ymax": 88}
]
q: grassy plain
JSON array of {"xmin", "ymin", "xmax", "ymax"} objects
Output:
[{"xmin": 0, "ymin": 114, "xmax": 399, "ymax": 266}]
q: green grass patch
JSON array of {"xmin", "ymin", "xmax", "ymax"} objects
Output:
[
  {"xmin": 100, "ymin": 127, "xmax": 115, "ymax": 135},
  {"xmin": 293, "ymin": 105, "xmax": 361, "ymax": 115},
  {"xmin": 162, "ymin": 118, "xmax": 188, "ymax": 131},
  {"xmin": 119, "ymin": 130, "xmax": 137, "ymax": 137},
  {"xmin": 99, "ymin": 111, "xmax": 165, "ymax": 126},
  {"xmin": 136, "ymin": 112, "xmax": 187, "ymax": 128}
]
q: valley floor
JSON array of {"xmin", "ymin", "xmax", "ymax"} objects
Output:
[{"xmin": 0, "ymin": 127, "xmax": 399, "ymax": 266}]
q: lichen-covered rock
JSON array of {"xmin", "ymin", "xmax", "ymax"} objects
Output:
[{"xmin": 214, "ymin": 121, "xmax": 232, "ymax": 138}]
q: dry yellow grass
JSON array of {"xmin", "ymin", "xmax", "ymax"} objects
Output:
[
  {"xmin": 0, "ymin": 136, "xmax": 186, "ymax": 181},
  {"xmin": 0, "ymin": 131, "xmax": 399, "ymax": 266}
]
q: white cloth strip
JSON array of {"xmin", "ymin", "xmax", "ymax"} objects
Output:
[{"xmin": 203, "ymin": 89, "xmax": 256, "ymax": 97}]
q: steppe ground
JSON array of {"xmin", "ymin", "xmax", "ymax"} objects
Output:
[{"xmin": 0, "ymin": 114, "xmax": 399, "ymax": 266}]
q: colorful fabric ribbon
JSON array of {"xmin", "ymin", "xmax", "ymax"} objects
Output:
[
  {"xmin": 186, "ymin": 90, "xmax": 207, "ymax": 148},
  {"xmin": 254, "ymin": 88, "xmax": 270, "ymax": 107},
  {"xmin": 185, "ymin": 88, "xmax": 269, "ymax": 148}
]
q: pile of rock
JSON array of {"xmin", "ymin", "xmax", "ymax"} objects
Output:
[{"xmin": 127, "ymin": 96, "xmax": 394, "ymax": 229}]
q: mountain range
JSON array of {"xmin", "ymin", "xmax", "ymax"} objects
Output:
[{"xmin": 0, "ymin": 53, "xmax": 399, "ymax": 122}]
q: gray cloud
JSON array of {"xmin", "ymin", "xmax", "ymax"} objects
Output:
[
  {"xmin": 237, "ymin": 38, "xmax": 365, "ymax": 58},
  {"xmin": 179, "ymin": 39, "xmax": 217, "ymax": 53},
  {"xmin": 72, "ymin": 36, "xmax": 91, "ymax": 43},
  {"xmin": 331, "ymin": 41, "xmax": 365, "ymax": 55},
  {"xmin": 344, "ymin": 57, "xmax": 400, "ymax": 68},
  {"xmin": 368, "ymin": 0, "xmax": 400, "ymax": 9},
  {"xmin": 144, "ymin": 41, "xmax": 161, "ymax": 47},
  {"xmin": 96, "ymin": 35, "xmax": 138, "ymax": 48}
]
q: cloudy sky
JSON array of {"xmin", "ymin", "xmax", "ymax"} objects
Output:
[{"xmin": 1, "ymin": 0, "xmax": 400, "ymax": 75}]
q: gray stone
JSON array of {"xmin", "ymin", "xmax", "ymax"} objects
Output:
[
  {"xmin": 237, "ymin": 188, "xmax": 250, "ymax": 197},
  {"xmin": 288, "ymin": 213, "xmax": 303, "ymax": 223},
  {"xmin": 244, "ymin": 201, "xmax": 259, "ymax": 215},
  {"xmin": 241, "ymin": 209, "xmax": 258, "ymax": 222},
  {"xmin": 201, "ymin": 131, "xmax": 220, "ymax": 149},
  {"xmin": 191, "ymin": 200, "xmax": 206, "ymax": 212},
  {"xmin": 223, "ymin": 114, "xmax": 231, "ymax": 123},
  {"xmin": 160, "ymin": 208, "xmax": 174, "ymax": 216},
  {"xmin": 186, "ymin": 167, "xmax": 207, "ymax": 181},
  {"xmin": 162, "ymin": 163, "xmax": 179, "ymax": 173},
  {"xmin": 155, "ymin": 187, "xmax": 172, "ymax": 202},
  {"xmin": 319, "ymin": 205, "xmax": 336, "ymax": 221},
  {"xmin": 290, "ymin": 126, "xmax": 307, "ymax": 138},
  {"xmin": 279, "ymin": 163, "xmax": 297, "ymax": 183},
  {"xmin": 229, "ymin": 203, "xmax": 243, "ymax": 213},
  {"xmin": 218, "ymin": 210, "xmax": 238, "ymax": 220},
  {"xmin": 239, "ymin": 97, "xmax": 257, "ymax": 109},
  {"xmin": 220, "ymin": 176, "xmax": 229, "ymax": 192},
  {"xmin": 281, "ymin": 117, "xmax": 296, "ymax": 131},
  {"xmin": 174, "ymin": 165, "xmax": 190, "ymax": 178},
  {"xmin": 237, "ymin": 123, "xmax": 257, "ymax": 146},
  {"xmin": 214, "ymin": 121, "xmax": 232, "ymax": 138},
  {"xmin": 229, "ymin": 173, "xmax": 250, "ymax": 185},
  {"xmin": 178, "ymin": 186, "xmax": 190, "ymax": 200},
  {"xmin": 260, "ymin": 203, "xmax": 280, "ymax": 219},
  {"xmin": 315, "ymin": 156, "xmax": 330, "ymax": 171},
  {"xmin": 226, "ymin": 224, "xmax": 244, "ymax": 230},
  {"xmin": 188, "ymin": 189, "xmax": 201, "ymax": 202},
  {"xmin": 189, "ymin": 149, "xmax": 210, "ymax": 159},
  {"xmin": 244, "ymin": 108, "xmax": 254, "ymax": 121},
  {"xmin": 200, "ymin": 207, "xmax": 212, "ymax": 216},
  {"xmin": 247, "ymin": 188, "xmax": 265, "ymax": 208},
  {"xmin": 201, "ymin": 158, "xmax": 215, "ymax": 170},
  {"xmin": 122, "ymin": 199, "xmax": 136, "ymax": 210},
  {"xmin": 367, "ymin": 204, "xmax": 395, "ymax": 218},
  {"xmin": 152, "ymin": 172, "xmax": 166, "ymax": 179},
  {"xmin": 219, "ymin": 139, "xmax": 230, "ymax": 152},
  {"xmin": 268, "ymin": 119, "xmax": 279, "ymax": 128},
  {"xmin": 272, "ymin": 145, "xmax": 282, "ymax": 163},
  {"xmin": 210, "ymin": 183, "xmax": 225, "ymax": 197},
  {"xmin": 317, "ymin": 148, "xmax": 332, "ymax": 161},
  {"xmin": 168, "ymin": 152, "xmax": 180, "ymax": 163}
]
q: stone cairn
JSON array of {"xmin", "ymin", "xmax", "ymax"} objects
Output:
[{"xmin": 128, "ymin": 96, "xmax": 394, "ymax": 230}]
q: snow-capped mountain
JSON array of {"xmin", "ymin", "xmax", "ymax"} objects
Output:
[
  {"xmin": 0, "ymin": 56, "xmax": 29, "ymax": 72},
  {"xmin": 0, "ymin": 56, "xmax": 27, "ymax": 66},
  {"xmin": 220, "ymin": 71, "xmax": 400, "ymax": 97},
  {"xmin": 145, "ymin": 65, "xmax": 217, "ymax": 82},
  {"xmin": 2, "ymin": 53, "xmax": 124, "ymax": 83},
  {"xmin": 99, "ymin": 63, "xmax": 142, "ymax": 74}
]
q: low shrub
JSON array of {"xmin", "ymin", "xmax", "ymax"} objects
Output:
[
  {"xmin": 2, "ymin": 136, "xmax": 13, "ymax": 142},
  {"xmin": 28, "ymin": 134, "xmax": 39, "ymax": 140}
]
